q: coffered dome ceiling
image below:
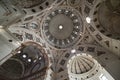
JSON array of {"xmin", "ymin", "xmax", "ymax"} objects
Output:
[{"xmin": 41, "ymin": 6, "xmax": 84, "ymax": 49}]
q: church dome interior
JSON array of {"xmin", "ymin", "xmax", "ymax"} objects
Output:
[
  {"xmin": 0, "ymin": 0, "xmax": 120, "ymax": 80},
  {"xmin": 68, "ymin": 54, "xmax": 95, "ymax": 74}
]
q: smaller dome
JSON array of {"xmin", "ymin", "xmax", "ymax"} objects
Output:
[
  {"xmin": 67, "ymin": 54, "xmax": 100, "ymax": 80},
  {"xmin": 67, "ymin": 54, "xmax": 95, "ymax": 74}
]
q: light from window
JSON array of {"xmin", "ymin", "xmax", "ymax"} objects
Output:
[
  {"xmin": 71, "ymin": 49, "xmax": 76, "ymax": 53},
  {"xmin": 86, "ymin": 17, "xmax": 91, "ymax": 23},
  {"xmin": 99, "ymin": 74, "xmax": 108, "ymax": 80},
  {"xmin": 0, "ymin": 25, "xmax": 3, "ymax": 28}
]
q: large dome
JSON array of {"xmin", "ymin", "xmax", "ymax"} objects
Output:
[{"xmin": 41, "ymin": 6, "xmax": 84, "ymax": 49}]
